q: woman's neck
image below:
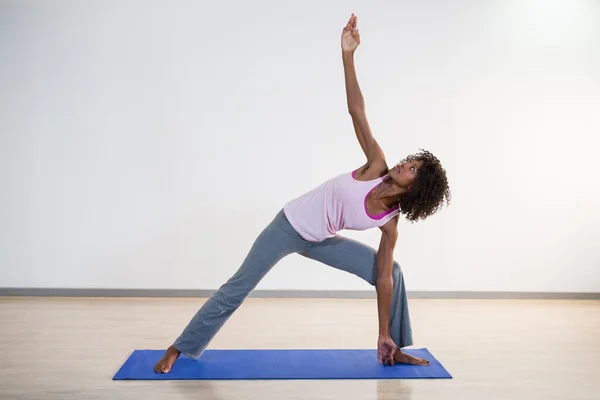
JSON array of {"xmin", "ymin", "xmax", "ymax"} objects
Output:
[{"xmin": 374, "ymin": 176, "xmax": 408, "ymax": 208}]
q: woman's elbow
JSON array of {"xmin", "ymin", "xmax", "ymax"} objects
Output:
[{"xmin": 375, "ymin": 277, "xmax": 393, "ymax": 290}]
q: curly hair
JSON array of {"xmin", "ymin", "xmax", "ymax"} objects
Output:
[{"xmin": 397, "ymin": 149, "xmax": 451, "ymax": 223}]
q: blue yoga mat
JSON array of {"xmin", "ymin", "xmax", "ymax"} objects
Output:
[{"xmin": 113, "ymin": 348, "xmax": 451, "ymax": 380}]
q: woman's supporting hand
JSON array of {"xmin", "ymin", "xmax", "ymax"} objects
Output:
[{"xmin": 377, "ymin": 334, "xmax": 397, "ymax": 366}]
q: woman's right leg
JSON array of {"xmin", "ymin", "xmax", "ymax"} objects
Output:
[{"xmin": 154, "ymin": 209, "xmax": 308, "ymax": 373}]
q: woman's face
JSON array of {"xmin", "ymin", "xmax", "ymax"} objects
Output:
[{"xmin": 389, "ymin": 159, "xmax": 423, "ymax": 190}]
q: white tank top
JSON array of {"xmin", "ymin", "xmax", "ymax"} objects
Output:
[{"xmin": 283, "ymin": 169, "xmax": 399, "ymax": 242}]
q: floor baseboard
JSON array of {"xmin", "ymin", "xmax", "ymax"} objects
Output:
[{"xmin": 0, "ymin": 288, "xmax": 598, "ymax": 300}]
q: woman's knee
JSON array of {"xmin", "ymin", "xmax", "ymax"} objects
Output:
[
  {"xmin": 392, "ymin": 261, "xmax": 403, "ymax": 286},
  {"xmin": 211, "ymin": 284, "xmax": 247, "ymax": 312},
  {"xmin": 370, "ymin": 261, "xmax": 402, "ymax": 287}
]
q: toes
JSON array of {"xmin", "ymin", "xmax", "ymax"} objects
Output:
[
  {"xmin": 154, "ymin": 363, "xmax": 169, "ymax": 374},
  {"xmin": 159, "ymin": 363, "xmax": 170, "ymax": 373}
]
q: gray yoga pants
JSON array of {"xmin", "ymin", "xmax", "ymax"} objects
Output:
[{"xmin": 173, "ymin": 208, "xmax": 413, "ymax": 359}]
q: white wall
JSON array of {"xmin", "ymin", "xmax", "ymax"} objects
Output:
[{"xmin": 1, "ymin": 0, "xmax": 599, "ymax": 293}]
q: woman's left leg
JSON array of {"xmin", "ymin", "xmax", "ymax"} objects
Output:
[{"xmin": 300, "ymin": 234, "xmax": 429, "ymax": 365}]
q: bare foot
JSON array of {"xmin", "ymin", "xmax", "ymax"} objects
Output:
[
  {"xmin": 154, "ymin": 345, "xmax": 181, "ymax": 373},
  {"xmin": 394, "ymin": 349, "xmax": 430, "ymax": 366}
]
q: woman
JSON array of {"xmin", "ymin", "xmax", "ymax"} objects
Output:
[{"xmin": 154, "ymin": 13, "xmax": 451, "ymax": 373}]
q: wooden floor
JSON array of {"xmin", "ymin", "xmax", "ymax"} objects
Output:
[{"xmin": 1, "ymin": 297, "xmax": 599, "ymax": 400}]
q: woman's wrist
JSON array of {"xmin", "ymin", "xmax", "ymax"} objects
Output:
[{"xmin": 342, "ymin": 50, "xmax": 355, "ymax": 60}]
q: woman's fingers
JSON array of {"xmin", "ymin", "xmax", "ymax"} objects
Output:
[
  {"xmin": 344, "ymin": 16, "xmax": 353, "ymax": 32},
  {"xmin": 347, "ymin": 13, "xmax": 357, "ymax": 29}
]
